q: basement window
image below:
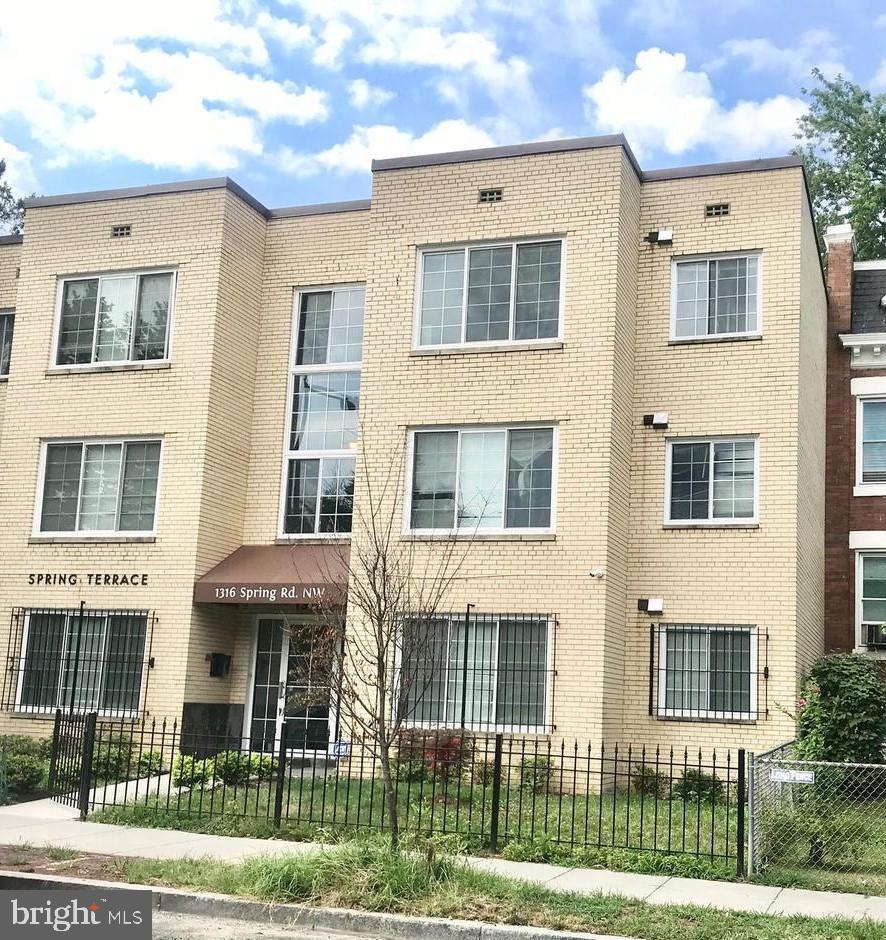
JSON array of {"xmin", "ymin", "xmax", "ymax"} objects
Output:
[
  {"xmin": 111, "ymin": 224, "xmax": 132, "ymax": 238},
  {"xmin": 705, "ymin": 203, "xmax": 730, "ymax": 219},
  {"xmin": 478, "ymin": 188, "xmax": 503, "ymax": 204}
]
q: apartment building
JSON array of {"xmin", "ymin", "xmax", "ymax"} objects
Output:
[
  {"xmin": 824, "ymin": 223, "xmax": 886, "ymax": 657},
  {"xmin": 0, "ymin": 135, "xmax": 826, "ymax": 754}
]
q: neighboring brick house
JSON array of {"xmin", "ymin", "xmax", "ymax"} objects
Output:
[
  {"xmin": 0, "ymin": 135, "xmax": 827, "ymax": 754},
  {"xmin": 824, "ymin": 223, "xmax": 886, "ymax": 656}
]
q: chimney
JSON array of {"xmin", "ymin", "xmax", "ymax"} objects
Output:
[{"xmin": 825, "ymin": 223, "xmax": 855, "ymax": 334}]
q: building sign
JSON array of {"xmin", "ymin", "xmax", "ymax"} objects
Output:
[
  {"xmin": 769, "ymin": 768, "xmax": 815, "ymax": 785},
  {"xmin": 195, "ymin": 582, "xmax": 330, "ymax": 604},
  {"xmin": 28, "ymin": 573, "xmax": 149, "ymax": 587}
]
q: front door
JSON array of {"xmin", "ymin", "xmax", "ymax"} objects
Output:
[{"xmin": 247, "ymin": 616, "xmax": 332, "ymax": 753}]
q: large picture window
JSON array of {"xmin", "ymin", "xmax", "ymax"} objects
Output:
[
  {"xmin": 38, "ymin": 439, "xmax": 161, "ymax": 535},
  {"xmin": 15, "ymin": 608, "xmax": 149, "ymax": 715},
  {"xmin": 282, "ymin": 286, "xmax": 362, "ymax": 536},
  {"xmin": 671, "ymin": 254, "xmax": 760, "ymax": 340},
  {"xmin": 409, "ymin": 426, "xmax": 554, "ymax": 533},
  {"xmin": 55, "ymin": 271, "xmax": 174, "ymax": 366},
  {"xmin": 400, "ymin": 614, "xmax": 553, "ymax": 732},
  {"xmin": 666, "ymin": 437, "xmax": 757, "ymax": 524},
  {"xmin": 652, "ymin": 624, "xmax": 759, "ymax": 721},
  {"xmin": 416, "ymin": 239, "xmax": 563, "ymax": 347}
]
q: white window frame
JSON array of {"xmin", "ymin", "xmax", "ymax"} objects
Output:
[
  {"xmin": 854, "ymin": 396, "xmax": 886, "ymax": 496},
  {"xmin": 13, "ymin": 608, "xmax": 149, "ymax": 717},
  {"xmin": 413, "ymin": 237, "xmax": 566, "ymax": 351},
  {"xmin": 656, "ymin": 624, "xmax": 758, "ymax": 721},
  {"xmin": 49, "ymin": 268, "xmax": 176, "ymax": 370},
  {"xmin": 663, "ymin": 435, "xmax": 759, "ymax": 526},
  {"xmin": 277, "ymin": 284, "xmax": 363, "ymax": 539},
  {"xmin": 396, "ymin": 614, "xmax": 555, "ymax": 735},
  {"xmin": 33, "ymin": 436, "xmax": 164, "ymax": 537},
  {"xmin": 854, "ymin": 551, "xmax": 886, "ymax": 652},
  {"xmin": 669, "ymin": 252, "xmax": 763, "ymax": 342},
  {"xmin": 404, "ymin": 423, "xmax": 558, "ymax": 536}
]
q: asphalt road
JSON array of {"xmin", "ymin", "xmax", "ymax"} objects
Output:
[{"xmin": 152, "ymin": 910, "xmax": 381, "ymax": 939}]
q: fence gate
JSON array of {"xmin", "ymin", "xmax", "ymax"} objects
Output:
[
  {"xmin": 750, "ymin": 744, "xmax": 886, "ymax": 893},
  {"xmin": 48, "ymin": 709, "xmax": 98, "ymax": 818}
]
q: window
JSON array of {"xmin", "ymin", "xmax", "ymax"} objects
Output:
[
  {"xmin": 409, "ymin": 426, "xmax": 554, "ymax": 532},
  {"xmin": 704, "ymin": 203, "xmax": 730, "ymax": 218},
  {"xmin": 857, "ymin": 399, "xmax": 886, "ymax": 487},
  {"xmin": 38, "ymin": 439, "xmax": 161, "ymax": 535},
  {"xmin": 55, "ymin": 271, "xmax": 174, "ymax": 366},
  {"xmin": 15, "ymin": 608, "xmax": 149, "ymax": 715},
  {"xmin": 416, "ymin": 239, "xmax": 562, "ymax": 347},
  {"xmin": 858, "ymin": 553, "xmax": 886, "ymax": 648},
  {"xmin": 671, "ymin": 254, "xmax": 760, "ymax": 340},
  {"xmin": 666, "ymin": 438, "xmax": 757, "ymax": 524},
  {"xmin": 0, "ymin": 310, "xmax": 13, "ymax": 376},
  {"xmin": 478, "ymin": 188, "xmax": 503, "ymax": 204},
  {"xmin": 281, "ymin": 286, "xmax": 363, "ymax": 536},
  {"xmin": 400, "ymin": 613, "xmax": 553, "ymax": 731},
  {"xmin": 652, "ymin": 624, "xmax": 759, "ymax": 720}
]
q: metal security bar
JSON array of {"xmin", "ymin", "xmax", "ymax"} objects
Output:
[
  {"xmin": 649, "ymin": 623, "xmax": 767, "ymax": 722},
  {"xmin": 399, "ymin": 612, "xmax": 557, "ymax": 734},
  {"xmin": 2, "ymin": 605, "xmax": 155, "ymax": 718},
  {"xmin": 77, "ymin": 718, "xmax": 745, "ymax": 873}
]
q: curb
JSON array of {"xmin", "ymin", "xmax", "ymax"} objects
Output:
[{"xmin": 0, "ymin": 870, "xmax": 634, "ymax": 940}]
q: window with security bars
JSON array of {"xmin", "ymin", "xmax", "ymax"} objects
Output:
[
  {"xmin": 666, "ymin": 437, "xmax": 756, "ymax": 523},
  {"xmin": 56, "ymin": 271, "xmax": 173, "ymax": 365},
  {"xmin": 5, "ymin": 607, "xmax": 152, "ymax": 716},
  {"xmin": 409, "ymin": 426, "xmax": 554, "ymax": 532},
  {"xmin": 399, "ymin": 613, "xmax": 554, "ymax": 732},
  {"xmin": 0, "ymin": 311, "xmax": 14, "ymax": 376},
  {"xmin": 858, "ymin": 399, "xmax": 886, "ymax": 485},
  {"xmin": 672, "ymin": 254, "xmax": 760, "ymax": 339},
  {"xmin": 650, "ymin": 623, "xmax": 765, "ymax": 721},
  {"xmin": 282, "ymin": 286, "xmax": 363, "ymax": 536},
  {"xmin": 417, "ymin": 239, "xmax": 562, "ymax": 347},
  {"xmin": 38, "ymin": 439, "xmax": 161, "ymax": 534}
]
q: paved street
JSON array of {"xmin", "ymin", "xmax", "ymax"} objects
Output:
[{"xmin": 153, "ymin": 910, "xmax": 378, "ymax": 938}]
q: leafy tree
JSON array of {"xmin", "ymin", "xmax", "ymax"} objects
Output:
[
  {"xmin": 0, "ymin": 159, "xmax": 26, "ymax": 235},
  {"xmin": 795, "ymin": 70, "xmax": 886, "ymax": 261}
]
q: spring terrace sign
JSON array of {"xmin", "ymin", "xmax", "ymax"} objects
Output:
[{"xmin": 28, "ymin": 572, "xmax": 149, "ymax": 587}]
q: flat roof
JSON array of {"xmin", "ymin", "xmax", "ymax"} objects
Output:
[{"xmin": 0, "ymin": 234, "xmax": 23, "ymax": 246}]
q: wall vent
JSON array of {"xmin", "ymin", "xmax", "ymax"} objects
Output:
[
  {"xmin": 111, "ymin": 224, "xmax": 132, "ymax": 238},
  {"xmin": 704, "ymin": 203, "xmax": 730, "ymax": 218},
  {"xmin": 478, "ymin": 188, "xmax": 503, "ymax": 204}
]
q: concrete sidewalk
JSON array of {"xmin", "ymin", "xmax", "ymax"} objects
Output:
[{"xmin": 0, "ymin": 802, "xmax": 884, "ymax": 923}]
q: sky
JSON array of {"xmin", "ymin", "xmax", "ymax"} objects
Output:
[{"xmin": 1, "ymin": 1, "xmax": 885, "ymax": 212}]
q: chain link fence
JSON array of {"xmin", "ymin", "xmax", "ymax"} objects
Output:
[{"xmin": 750, "ymin": 743, "xmax": 886, "ymax": 892}]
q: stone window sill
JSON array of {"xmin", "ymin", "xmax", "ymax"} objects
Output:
[
  {"xmin": 28, "ymin": 535, "xmax": 157, "ymax": 545},
  {"xmin": 46, "ymin": 361, "xmax": 172, "ymax": 377},
  {"xmin": 410, "ymin": 341, "xmax": 564, "ymax": 358}
]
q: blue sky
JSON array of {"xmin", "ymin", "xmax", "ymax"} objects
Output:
[{"xmin": 1, "ymin": 1, "xmax": 884, "ymax": 212}]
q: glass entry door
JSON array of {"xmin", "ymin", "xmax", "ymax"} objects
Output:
[{"xmin": 248, "ymin": 617, "xmax": 332, "ymax": 753}]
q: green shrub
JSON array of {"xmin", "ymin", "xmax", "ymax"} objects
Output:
[
  {"xmin": 394, "ymin": 756, "xmax": 428, "ymax": 784},
  {"xmin": 795, "ymin": 653, "xmax": 886, "ymax": 763},
  {"xmin": 470, "ymin": 760, "xmax": 495, "ymax": 787},
  {"xmin": 5, "ymin": 752, "xmax": 46, "ymax": 793},
  {"xmin": 212, "ymin": 751, "xmax": 278, "ymax": 786},
  {"xmin": 518, "ymin": 756, "xmax": 552, "ymax": 794},
  {"xmin": 0, "ymin": 735, "xmax": 51, "ymax": 760},
  {"xmin": 630, "ymin": 764, "xmax": 670, "ymax": 798},
  {"xmin": 92, "ymin": 737, "xmax": 134, "ymax": 781},
  {"xmin": 674, "ymin": 768, "xmax": 722, "ymax": 802},
  {"xmin": 135, "ymin": 750, "xmax": 166, "ymax": 777},
  {"xmin": 172, "ymin": 754, "xmax": 216, "ymax": 788}
]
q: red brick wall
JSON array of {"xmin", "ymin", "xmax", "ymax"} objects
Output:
[{"xmin": 825, "ymin": 236, "xmax": 886, "ymax": 649}]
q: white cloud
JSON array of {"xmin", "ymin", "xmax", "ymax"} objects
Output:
[
  {"xmin": 313, "ymin": 20, "xmax": 353, "ymax": 69},
  {"xmin": 347, "ymin": 79, "xmax": 396, "ymax": 110},
  {"xmin": 0, "ymin": 137, "xmax": 38, "ymax": 193},
  {"xmin": 275, "ymin": 119, "xmax": 496, "ymax": 177},
  {"xmin": 720, "ymin": 30, "xmax": 849, "ymax": 81},
  {"xmin": 255, "ymin": 11, "xmax": 313, "ymax": 51},
  {"xmin": 583, "ymin": 48, "xmax": 805, "ymax": 160},
  {"xmin": 0, "ymin": 3, "xmax": 328, "ymax": 172}
]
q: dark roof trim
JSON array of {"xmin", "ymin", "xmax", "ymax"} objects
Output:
[
  {"xmin": 643, "ymin": 154, "xmax": 803, "ymax": 182},
  {"xmin": 0, "ymin": 234, "xmax": 23, "ymax": 246},
  {"xmin": 270, "ymin": 199, "xmax": 371, "ymax": 219},
  {"xmin": 372, "ymin": 134, "xmax": 643, "ymax": 178}
]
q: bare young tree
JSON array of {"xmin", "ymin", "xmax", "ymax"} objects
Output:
[{"xmin": 287, "ymin": 435, "xmax": 476, "ymax": 848}]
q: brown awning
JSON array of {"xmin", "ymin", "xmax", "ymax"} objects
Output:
[{"xmin": 194, "ymin": 544, "xmax": 349, "ymax": 605}]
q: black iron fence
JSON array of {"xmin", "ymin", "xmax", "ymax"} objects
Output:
[
  {"xmin": 63, "ymin": 716, "xmax": 746, "ymax": 872},
  {"xmin": 2, "ymin": 605, "xmax": 155, "ymax": 718}
]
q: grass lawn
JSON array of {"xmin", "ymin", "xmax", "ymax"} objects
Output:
[
  {"xmin": 92, "ymin": 771, "xmax": 740, "ymax": 874},
  {"xmin": 53, "ymin": 837, "xmax": 886, "ymax": 940}
]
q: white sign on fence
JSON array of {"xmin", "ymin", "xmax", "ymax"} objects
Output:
[{"xmin": 769, "ymin": 767, "xmax": 815, "ymax": 785}]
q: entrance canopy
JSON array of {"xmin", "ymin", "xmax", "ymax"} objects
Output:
[{"xmin": 194, "ymin": 544, "xmax": 349, "ymax": 605}]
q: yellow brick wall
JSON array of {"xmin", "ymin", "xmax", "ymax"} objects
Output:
[{"xmin": 0, "ymin": 241, "xmax": 21, "ymax": 438}]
